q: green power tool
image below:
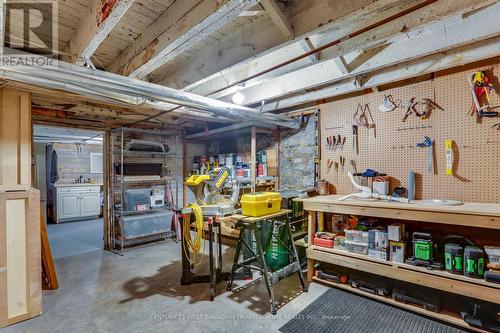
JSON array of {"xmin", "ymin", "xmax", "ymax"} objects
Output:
[
  {"xmin": 406, "ymin": 232, "xmax": 443, "ymax": 270},
  {"xmin": 464, "ymin": 246, "xmax": 485, "ymax": 278},
  {"xmin": 444, "ymin": 235, "xmax": 474, "ymax": 275},
  {"xmin": 443, "ymin": 236, "xmax": 484, "ymax": 277}
]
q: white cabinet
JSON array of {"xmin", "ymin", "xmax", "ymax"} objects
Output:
[
  {"xmin": 56, "ymin": 186, "xmax": 101, "ymax": 222},
  {"xmin": 80, "ymin": 192, "xmax": 101, "ymax": 216},
  {"xmin": 58, "ymin": 194, "xmax": 80, "ymax": 220}
]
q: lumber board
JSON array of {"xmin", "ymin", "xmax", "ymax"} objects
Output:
[
  {"xmin": 0, "ymin": 88, "xmax": 31, "ymax": 190},
  {"xmin": 0, "ymin": 189, "xmax": 41, "ymax": 328},
  {"xmin": 307, "ymin": 247, "xmax": 500, "ymax": 304},
  {"xmin": 301, "ymin": 195, "xmax": 500, "ymax": 229},
  {"xmin": 312, "ymin": 277, "xmax": 489, "ymax": 333}
]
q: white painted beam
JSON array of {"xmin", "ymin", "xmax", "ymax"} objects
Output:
[
  {"xmin": 179, "ymin": 0, "xmax": 486, "ymax": 98},
  {"xmin": 261, "ymin": 0, "xmax": 294, "ymax": 40},
  {"xmin": 260, "ymin": 37, "xmax": 500, "ymax": 112},
  {"xmin": 152, "ymin": 0, "xmax": 378, "ymax": 89},
  {"xmin": 62, "ymin": 0, "xmax": 135, "ymax": 64},
  {"xmin": 215, "ymin": 1, "xmax": 500, "ymax": 105},
  {"xmin": 298, "ymin": 38, "xmax": 319, "ymax": 63},
  {"xmin": 108, "ymin": 0, "xmax": 260, "ymax": 78},
  {"xmin": 334, "ymin": 56, "xmax": 349, "ymax": 75},
  {"xmin": 0, "ymin": 0, "xmax": 5, "ymax": 51}
]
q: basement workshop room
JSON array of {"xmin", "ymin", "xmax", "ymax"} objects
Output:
[{"xmin": 1, "ymin": 0, "xmax": 500, "ymax": 332}]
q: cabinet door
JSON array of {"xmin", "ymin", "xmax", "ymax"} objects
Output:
[
  {"xmin": 80, "ymin": 193, "xmax": 100, "ymax": 217},
  {"xmin": 57, "ymin": 194, "xmax": 80, "ymax": 220}
]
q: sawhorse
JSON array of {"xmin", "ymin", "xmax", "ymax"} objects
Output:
[{"xmin": 226, "ymin": 210, "xmax": 308, "ymax": 314}]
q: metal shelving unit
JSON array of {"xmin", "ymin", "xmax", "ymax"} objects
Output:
[{"xmin": 110, "ymin": 127, "xmax": 181, "ymax": 255}]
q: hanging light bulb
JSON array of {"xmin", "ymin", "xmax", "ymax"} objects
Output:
[{"xmin": 232, "ymin": 92, "xmax": 246, "ymax": 105}]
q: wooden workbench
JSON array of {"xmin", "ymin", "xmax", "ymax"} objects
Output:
[{"xmin": 302, "ymin": 195, "xmax": 500, "ymax": 333}]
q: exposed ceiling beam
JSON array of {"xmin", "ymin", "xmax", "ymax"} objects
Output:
[
  {"xmin": 298, "ymin": 38, "xmax": 319, "ymax": 63},
  {"xmin": 0, "ymin": 0, "xmax": 5, "ymax": 50},
  {"xmin": 333, "ymin": 56, "xmax": 349, "ymax": 75},
  {"xmin": 62, "ymin": 0, "xmax": 135, "ymax": 64},
  {"xmin": 260, "ymin": 36, "xmax": 500, "ymax": 112},
  {"xmin": 261, "ymin": 0, "xmax": 293, "ymax": 40},
  {"xmin": 175, "ymin": 0, "xmax": 433, "ymax": 96},
  {"xmin": 108, "ymin": 0, "xmax": 260, "ymax": 79},
  {"xmin": 152, "ymin": 0, "xmax": 376, "ymax": 89},
  {"xmin": 212, "ymin": 0, "xmax": 499, "ymax": 104}
]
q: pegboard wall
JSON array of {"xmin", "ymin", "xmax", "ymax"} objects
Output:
[{"xmin": 319, "ymin": 58, "xmax": 500, "ymax": 203}]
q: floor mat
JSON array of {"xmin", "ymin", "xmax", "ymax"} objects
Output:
[{"xmin": 280, "ymin": 287, "xmax": 468, "ymax": 333}]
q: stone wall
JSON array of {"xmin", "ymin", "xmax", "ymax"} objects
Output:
[{"xmin": 279, "ymin": 115, "xmax": 317, "ymax": 190}]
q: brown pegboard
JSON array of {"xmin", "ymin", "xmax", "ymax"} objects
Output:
[{"xmin": 319, "ymin": 60, "xmax": 500, "ymax": 203}]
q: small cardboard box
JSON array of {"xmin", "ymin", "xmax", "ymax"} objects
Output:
[
  {"xmin": 369, "ymin": 230, "xmax": 389, "ymax": 250},
  {"xmin": 368, "ymin": 249, "xmax": 389, "ymax": 261},
  {"xmin": 390, "ymin": 241, "xmax": 406, "ymax": 263},
  {"xmin": 388, "ymin": 224, "xmax": 405, "ymax": 242}
]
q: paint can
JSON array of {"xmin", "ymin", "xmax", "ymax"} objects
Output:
[
  {"xmin": 225, "ymin": 153, "xmax": 234, "ymax": 166},
  {"xmin": 218, "ymin": 154, "xmax": 226, "ymax": 165}
]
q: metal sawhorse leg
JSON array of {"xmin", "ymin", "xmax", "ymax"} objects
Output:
[{"xmin": 226, "ymin": 214, "xmax": 308, "ymax": 315}]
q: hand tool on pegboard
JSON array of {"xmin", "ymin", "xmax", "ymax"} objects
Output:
[
  {"xmin": 332, "ymin": 135, "xmax": 337, "ymax": 151},
  {"xmin": 338, "ymin": 134, "xmax": 346, "ymax": 150},
  {"xmin": 349, "ymin": 159, "xmax": 359, "ymax": 192},
  {"xmin": 445, "ymin": 140, "xmax": 454, "ymax": 175},
  {"xmin": 469, "ymin": 71, "xmax": 498, "ymax": 117},
  {"xmin": 339, "ymin": 156, "xmax": 346, "ymax": 173},
  {"xmin": 402, "ymin": 98, "xmax": 434, "ymax": 121},
  {"xmin": 327, "ymin": 159, "xmax": 333, "ymax": 171},
  {"xmin": 416, "ymin": 136, "xmax": 434, "ymax": 173},
  {"xmin": 351, "ymin": 125, "xmax": 358, "ymax": 154},
  {"xmin": 334, "ymin": 162, "xmax": 339, "ymax": 183}
]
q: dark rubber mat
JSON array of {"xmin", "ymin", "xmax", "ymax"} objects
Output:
[{"xmin": 280, "ymin": 287, "xmax": 469, "ymax": 333}]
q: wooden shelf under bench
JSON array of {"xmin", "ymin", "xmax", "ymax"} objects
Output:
[
  {"xmin": 312, "ymin": 277, "xmax": 489, "ymax": 333},
  {"xmin": 308, "ymin": 246, "xmax": 500, "ymax": 304},
  {"xmin": 302, "ymin": 195, "xmax": 500, "ymax": 330}
]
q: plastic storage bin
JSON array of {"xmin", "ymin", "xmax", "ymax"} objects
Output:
[
  {"xmin": 240, "ymin": 192, "xmax": 282, "ymax": 217},
  {"xmin": 485, "ymin": 246, "xmax": 500, "ymax": 269},
  {"xmin": 119, "ymin": 210, "xmax": 173, "ymax": 240},
  {"xmin": 345, "ymin": 229, "xmax": 369, "ymax": 243},
  {"xmin": 346, "ymin": 240, "xmax": 369, "ymax": 255}
]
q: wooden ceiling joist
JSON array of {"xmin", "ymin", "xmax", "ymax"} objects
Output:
[
  {"xmin": 261, "ymin": 37, "xmax": 500, "ymax": 112},
  {"xmin": 205, "ymin": 0, "xmax": 499, "ymax": 106},
  {"xmin": 261, "ymin": 0, "xmax": 293, "ymax": 40},
  {"xmin": 107, "ymin": 0, "xmax": 261, "ymax": 78},
  {"xmin": 62, "ymin": 0, "xmax": 135, "ymax": 64}
]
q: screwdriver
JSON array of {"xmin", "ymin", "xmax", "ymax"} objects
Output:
[{"xmin": 352, "ymin": 125, "xmax": 358, "ymax": 154}]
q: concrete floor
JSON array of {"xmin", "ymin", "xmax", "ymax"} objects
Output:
[
  {"xmin": 5, "ymin": 241, "xmax": 328, "ymax": 333},
  {"xmin": 47, "ymin": 218, "xmax": 103, "ymax": 259}
]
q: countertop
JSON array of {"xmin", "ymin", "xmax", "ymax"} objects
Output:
[{"xmin": 54, "ymin": 183, "xmax": 103, "ymax": 187}]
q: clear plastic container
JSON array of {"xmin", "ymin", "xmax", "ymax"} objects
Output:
[
  {"xmin": 485, "ymin": 246, "xmax": 500, "ymax": 269},
  {"xmin": 345, "ymin": 229, "xmax": 369, "ymax": 244},
  {"xmin": 345, "ymin": 240, "xmax": 369, "ymax": 255}
]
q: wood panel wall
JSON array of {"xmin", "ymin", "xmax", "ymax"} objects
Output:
[
  {"xmin": 0, "ymin": 190, "xmax": 41, "ymax": 327},
  {"xmin": 0, "ymin": 88, "xmax": 31, "ymax": 190},
  {"xmin": 319, "ymin": 58, "xmax": 500, "ymax": 203}
]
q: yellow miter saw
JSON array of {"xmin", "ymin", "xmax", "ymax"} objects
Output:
[{"xmin": 185, "ymin": 166, "xmax": 239, "ymax": 216}]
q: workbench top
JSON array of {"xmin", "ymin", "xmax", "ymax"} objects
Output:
[{"xmin": 300, "ymin": 195, "xmax": 500, "ymax": 217}]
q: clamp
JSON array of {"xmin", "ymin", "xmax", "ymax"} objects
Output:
[{"xmin": 417, "ymin": 136, "xmax": 434, "ymax": 173}]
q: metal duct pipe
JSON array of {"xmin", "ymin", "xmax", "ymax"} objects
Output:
[{"xmin": 0, "ymin": 49, "xmax": 300, "ymax": 129}]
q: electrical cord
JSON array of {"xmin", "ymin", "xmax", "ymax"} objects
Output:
[{"xmin": 182, "ymin": 203, "xmax": 205, "ymax": 267}]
